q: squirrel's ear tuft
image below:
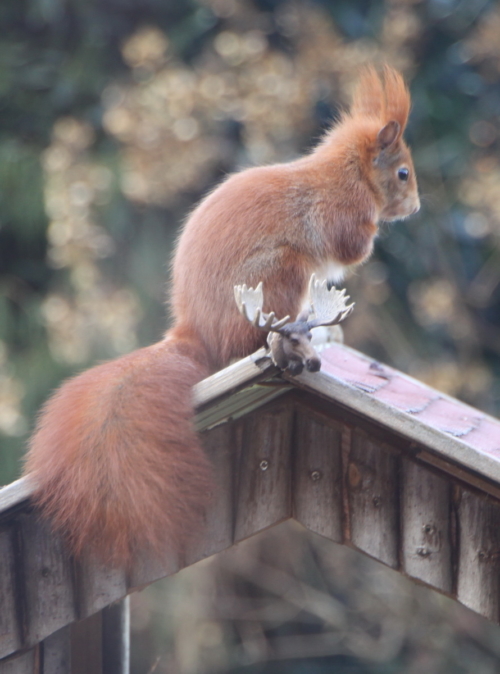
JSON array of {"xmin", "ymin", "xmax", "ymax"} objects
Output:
[
  {"xmin": 350, "ymin": 65, "xmax": 410, "ymax": 134},
  {"xmin": 377, "ymin": 120, "xmax": 400, "ymax": 150},
  {"xmin": 351, "ymin": 65, "xmax": 385, "ymax": 119},
  {"xmin": 383, "ymin": 65, "xmax": 410, "ymax": 132}
]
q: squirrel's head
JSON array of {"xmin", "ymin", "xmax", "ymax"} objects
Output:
[
  {"xmin": 351, "ymin": 65, "xmax": 420, "ymax": 222},
  {"xmin": 319, "ymin": 65, "xmax": 420, "ymax": 223},
  {"xmin": 371, "ymin": 120, "xmax": 420, "ymax": 222}
]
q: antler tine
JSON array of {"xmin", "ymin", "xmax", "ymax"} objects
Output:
[
  {"xmin": 268, "ymin": 314, "xmax": 292, "ymax": 331},
  {"xmin": 234, "ymin": 282, "xmax": 291, "ymax": 332},
  {"xmin": 234, "ymin": 282, "xmax": 262, "ymax": 322},
  {"xmin": 306, "ymin": 273, "xmax": 355, "ymax": 328},
  {"xmin": 233, "ymin": 283, "xmax": 248, "ymax": 316}
]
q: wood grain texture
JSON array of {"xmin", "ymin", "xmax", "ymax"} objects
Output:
[
  {"xmin": 127, "ymin": 549, "xmax": 179, "ymax": 593},
  {"xmin": 293, "ymin": 410, "xmax": 343, "ymax": 541},
  {"xmin": 42, "ymin": 625, "xmax": 71, "ymax": 674},
  {"xmin": 457, "ymin": 490, "xmax": 500, "ymax": 621},
  {"xmin": 185, "ymin": 424, "xmax": 235, "ymax": 566},
  {"xmin": 102, "ymin": 598, "xmax": 130, "ymax": 674},
  {"xmin": 346, "ymin": 430, "xmax": 399, "ymax": 568},
  {"xmin": 18, "ymin": 514, "xmax": 76, "ymax": 647},
  {"xmin": 286, "ymin": 365, "xmax": 500, "ymax": 487},
  {"xmin": 416, "ymin": 449, "xmax": 500, "ymax": 502},
  {"xmin": 193, "ymin": 348, "xmax": 273, "ymax": 408},
  {"xmin": 401, "ymin": 461, "xmax": 452, "ymax": 593},
  {"xmin": 0, "ymin": 527, "xmax": 21, "ymax": 659},
  {"xmin": 234, "ymin": 405, "xmax": 293, "ymax": 542},
  {"xmin": 75, "ymin": 557, "xmax": 127, "ymax": 620},
  {"xmin": 195, "ymin": 383, "xmax": 290, "ymax": 434},
  {"xmin": 0, "ymin": 648, "xmax": 37, "ymax": 674},
  {"xmin": 0, "ymin": 479, "xmax": 34, "ymax": 517}
]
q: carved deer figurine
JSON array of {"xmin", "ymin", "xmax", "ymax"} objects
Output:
[{"xmin": 234, "ymin": 274, "xmax": 354, "ymax": 376}]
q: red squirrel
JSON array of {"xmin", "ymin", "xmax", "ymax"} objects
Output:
[{"xmin": 25, "ymin": 66, "xmax": 420, "ymax": 567}]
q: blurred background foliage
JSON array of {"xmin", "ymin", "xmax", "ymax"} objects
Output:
[
  {"xmin": 131, "ymin": 522, "xmax": 500, "ymax": 673},
  {"xmin": 2, "ymin": 0, "xmax": 500, "ymax": 671}
]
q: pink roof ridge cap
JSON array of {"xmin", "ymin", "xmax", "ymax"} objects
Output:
[{"xmin": 319, "ymin": 343, "xmax": 500, "ymax": 455}]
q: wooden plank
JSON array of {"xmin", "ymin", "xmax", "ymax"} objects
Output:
[
  {"xmin": 195, "ymin": 383, "xmax": 289, "ymax": 433},
  {"xmin": 291, "ymin": 390, "xmax": 500, "ymax": 504},
  {"xmin": 346, "ymin": 430, "xmax": 399, "ymax": 568},
  {"xmin": 0, "ymin": 527, "xmax": 21, "ymax": 659},
  {"xmin": 42, "ymin": 625, "xmax": 71, "ymax": 674},
  {"xmin": 286, "ymin": 366, "xmax": 500, "ymax": 487},
  {"xmin": 127, "ymin": 551, "xmax": 179, "ymax": 593},
  {"xmin": 70, "ymin": 612, "xmax": 102, "ymax": 674},
  {"xmin": 401, "ymin": 461, "xmax": 452, "ymax": 593},
  {"xmin": 102, "ymin": 598, "xmax": 129, "ymax": 674},
  {"xmin": 416, "ymin": 449, "xmax": 500, "ymax": 503},
  {"xmin": 0, "ymin": 479, "xmax": 34, "ymax": 517},
  {"xmin": 185, "ymin": 424, "xmax": 235, "ymax": 566},
  {"xmin": 457, "ymin": 490, "xmax": 500, "ymax": 621},
  {"xmin": 293, "ymin": 410, "xmax": 343, "ymax": 541},
  {"xmin": 234, "ymin": 406, "xmax": 293, "ymax": 542},
  {"xmin": 0, "ymin": 648, "xmax": 37, "ymax": 674},
  {"xmin": 193, "ymin": 348, "xmax": 274, "ymax": 408},
  {"xmin": 75, "ymin": 557, "xmax": 127, "ymax": 620},
  {"xmin": 18, "ymin": 513, "xmax": 76, "ymax": 647}
]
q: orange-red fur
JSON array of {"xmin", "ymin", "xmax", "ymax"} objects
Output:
[{"xmin": 25, "ymin": 66, "xmax": 419, "ymax": 567}]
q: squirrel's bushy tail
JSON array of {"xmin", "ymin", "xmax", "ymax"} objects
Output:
[{"xmin": 24, "ymin": 328, "xmax": 213, "ymax": 568}]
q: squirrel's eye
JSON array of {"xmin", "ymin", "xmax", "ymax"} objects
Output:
[{"xmin": 398, "ymin": 167, "xmax": 409, "ymax": 181}]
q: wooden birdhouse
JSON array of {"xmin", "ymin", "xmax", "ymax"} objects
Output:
[{"xmin": 2, "ymin": 342, "xmax": 500, "ymax": 673}]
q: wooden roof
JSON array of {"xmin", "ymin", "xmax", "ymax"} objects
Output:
[
  {"xmin": 319, "ymin": 344, "xmax": 500, "ymax": 481},
  {"xmin": 2, "ymin": 342, "xmax": 500, "ymax": 669}
]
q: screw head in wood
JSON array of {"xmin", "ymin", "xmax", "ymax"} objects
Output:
[
  {"xmin": 416, "ymin": 547, "xmax": 431, "ymax": 558},
  {"xmin": 259, "ymin": 459, "xmax": 269, "ymax": 471},
  {"xmin": 310, "ymin": 470, "xmax": 322, "ymax": 482}
]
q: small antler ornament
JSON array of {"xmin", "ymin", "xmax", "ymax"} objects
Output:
[
  {"xmin": 306, "ymin": 274, "xmax": 354, "ymax": 328},
  {"xmin": 233, "ymin": 282, "xmax": 290, "ymax": 332},
  {"xmin": 234, "ymin": 274, "xmax": 354, "ymax": 375}
]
